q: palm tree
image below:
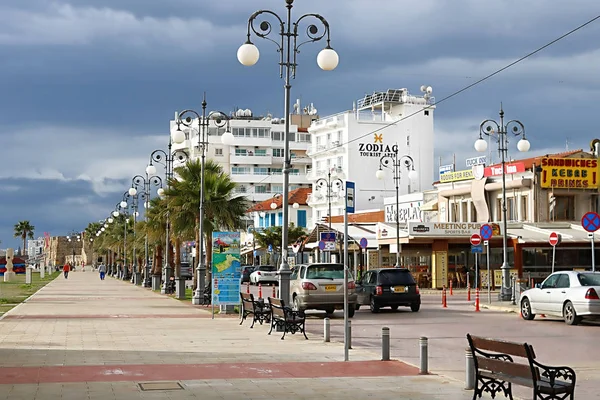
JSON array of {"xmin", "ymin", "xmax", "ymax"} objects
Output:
[
  {"xmin": 254, "ymin": 223, "xmax": 306, "ymax": 265},
  {"xmin": 13, "ymin": 220, "xmax": 35, "ymax": 256},
  {"xmin": 166, "ymin": 159, "xmax": 248, "ymax": 284}
]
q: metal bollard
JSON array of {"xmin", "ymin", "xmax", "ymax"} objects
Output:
[
  {"xmin": 347, "ymin": 320, "xmax": 352, "ymax": 349},
  {"xmin": 381, "ymin": 327, "xmax": 390, "ymax": 361},
  {"xmin": 419, "ymin": 337, "xmax": 428, "ymax": 375},
  {"xmin": 511, "ymin": 276, "xmax": 516, "ymax": 305},
  {"xmin": 324, "ymin": 318, "xmax": 330, "ymax": 342},
  {"xmin": 465, "ymin": 347, "xmax": 475, "ymax": 389}
]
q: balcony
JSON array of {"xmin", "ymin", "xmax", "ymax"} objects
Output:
[
  {"xmin": 230, "ymin": 153, "xmax": 273, "ymax": 165},
  {"xmin": 307, "ymin": 145, "xmax": 327, "ymax": 157}
]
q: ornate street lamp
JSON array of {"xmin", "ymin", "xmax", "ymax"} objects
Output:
[
  {"xmin": 147, "ymin": 137, "xmax": 189, "ymax": 292},
  {"xmin": 131, "ymin": 174, "xmax": 162, "ymax": 287},
  {"xmin": 66, "ymin": 231, "xmax": 81, "ymax": 266},
  {"xmin": 237, "ymin": 0, "xmax": 338, "ymax": 303},
  {"xmin": 376, "ymin": 152, "xmax": 417, "ymax": 268},
  {"xmin": 173, "ymin": 98, "xmax": 230, "ymax": 305},
  {"xmin": 315, "ymin": 170, "xmax": 343, "ymax": 262},
  {"xmin": 474, "ymin": 105, "xmax": 530, "ymax": 301}
]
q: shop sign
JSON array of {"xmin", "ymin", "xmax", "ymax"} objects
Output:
[
  {"xmin": 408, "ymin": 222, "xmax": 483, "ymax": 236},
  {"xmin": 358, "ymin": 133, "xmax": 398, "ymax": 157},
  {"xmin": 439, "ymin": 164, "xmax": 454, "ymax": 176},
  {"xmin": 484, "ymin": 162, "xmax": 525, "ymax": 177},
  {"xmin": 540, "ymin": 157, "xmax": 599, "ymax": 189},
  {"xmin": 384, "ymin": 202, "xmax": 423, "ymax": 224},
  {"xmin": 466, "ymin": 156, "xmax": 487, "ymax": 167},
  {"xmin": 439, "ymin": 169, "xmax": 474, "ymax": 183}
]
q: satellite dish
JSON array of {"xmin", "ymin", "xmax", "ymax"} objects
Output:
[
  {"xmin": 420, "ymin": 85, "xmax": 426, "ymax": 92},
  {"xmin": 426, "ymin": 86, "xmax": 433, "ymax": 94}
]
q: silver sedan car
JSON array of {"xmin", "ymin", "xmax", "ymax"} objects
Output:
[
  {"xmin": 520, "ymin": 271, "xmax": 600, "ymax": 325},
  {"xmin": 290, "ymin": 263, "xmax": 357, "ymax": 317}
]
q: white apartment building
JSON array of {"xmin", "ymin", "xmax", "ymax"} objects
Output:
[
  {"xmin": 307, "ymin": 87, "xmax": 436, "ymax": 225},
  {"xmin": 170, "ymin": 107, "xmax": 314, "ymax": 203},
  {"xmin": 27, "ymin": 237, "xmax": 45, "ymax": 258}
]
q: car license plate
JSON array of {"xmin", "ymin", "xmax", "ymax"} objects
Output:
[
  {"xmin": 325, "ymin": 285, "xmax": 337, "ymax": 292},
  {"xmin": 393, "ymin": 286, "xmax": 408, "ymax": 293}
]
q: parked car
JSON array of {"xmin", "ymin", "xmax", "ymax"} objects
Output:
[
  {"xmin": 520, "ymin": 271, "xmax": 600, "ymax": 325},
  {"xmin": 289, "ymin": 263, "xmax": 356, "ymax": 317},
  {"xmin": 180, "ymin": 262, "xmax": 193, "ymax": 280},
  {"xmin": 241, "ymin": 265, "xmax": 255, "ymax": 283},
  {"xmin": 356, "ymin": 268, "xmax": 421, "ymax": 313},
  {"xmin": 249, "ymin": 265, "xmax": 278, "ymax": 285}
]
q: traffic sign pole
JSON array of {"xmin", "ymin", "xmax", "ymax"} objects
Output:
[
  {"xmin": 485, "ymin": 240, "xmax": 491, "ymax": 304},
  {"xmin": 592, "ymin": 235, "xmax": 596, "ymax": 273},
  {"xmin": 552, "ymin": 244, "xmax": 556, "ymax": 274},
  {"xmin": 475, "ymin": 253, "xmax": 478, "ymax": 290}
]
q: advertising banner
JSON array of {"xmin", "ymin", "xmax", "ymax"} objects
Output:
[
  {"xmin": 211, "ymin": 232, "xmax": 241, "ymax": 306},
  {"xmin": 439, "ymin": 169, "xmax": 474, "ymax": 183},
  {"xmin": 540, "ymin": 157, "xmax": 599, "ymax": 189}
]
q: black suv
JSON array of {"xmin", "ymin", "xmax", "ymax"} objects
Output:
[
  {"xmin": 356, "ymin": 268, "xmax": 420, "ymax": 313},
  {"xmin": 240, "ymin": 265, "xmax": 255, "ymax": 283}
]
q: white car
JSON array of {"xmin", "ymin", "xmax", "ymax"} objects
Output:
[
  {"xmin": 520, "ymin": 271, "xmax": 600, "ymax": 325},
  {"xmin": 249, "ymin": 265, "xmax": 278, "ymax": 285}
]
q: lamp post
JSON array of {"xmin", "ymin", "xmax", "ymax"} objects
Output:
[
  {"xmin": 131, "ymin": 174, "xmax": 162, "ymax": 287},
  {"xmin": 376, "ymin": 152, "xmax": 418, "ymax": 268},
  {"xmin": 315, "ymin": 170, "xmax": 343, "ymax": 262},
  {"xmin": 120, "ymin": 192, "xmax": 134, "ymax": 280},
  {"xmin": 173, "ymin": 98, "xmax": 231, "ymax": 305},
  {"xmin": 248, "ymin": 225, "xmax": 257, "ymax": 266},
  {"xmin": 474, "ymin": 105, "xmax": 530, "ymax": 301},
  {"xmin": 147, "ymin": 138, "xmax": 188, "ymax": 291},
  {"xmin": 66, "ymin": 231, "xmax": 80, "ymax": 266},
  {"xmin": 237, "ymin": 1, "xmax": 338, "ymax": 303}
]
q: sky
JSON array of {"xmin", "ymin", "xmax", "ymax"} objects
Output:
[{"xmin": 1, "ymin": 0, "xmax": 599, "ymax": 249}]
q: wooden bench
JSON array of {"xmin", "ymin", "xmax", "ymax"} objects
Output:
[
  {"xmin": 239, "ymin": 292, "xmax": 270, "ymax": 328},
  {"xmin": 467, "ymin": 334, "xmax": 576, "ymax": 400},
  {"xmin": 267, "ymin": 297, "xmax": 308, "ymax": 340}
]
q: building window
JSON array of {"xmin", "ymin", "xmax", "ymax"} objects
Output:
[
  {"xmin": 234, "ymin": 148, "xmax": 247, "ymax": 156},
  {"xmin": 298, "ymin": 133, "xmax": 311, "ymax": 142},
  {"xmin": 470, "ymin": 202, "xmax": 477, "ymax": 222},
  {"xmin": 255, "ymin": 149, "xmax": 267, "ymax": 156},
  {"xmin": 235, "ymin": 186, "xmax": 247, "ymax": 193},
  {"xmin": 273, "ymin": 148, "xmax": 284, "ymax": 158},
  {"xmin": 270, "ymin": 213, "xmax": 276, "ymax": 226},
  {"xmin": 272, "ymin": 131, "xmax": 283, "ymax": 141},
  {"xmin": 551, "ymin": 196, "xmax": 575, "ymax": 221},
  {"xmin": 255, "ymin": 185, "xmax": 267, "ymax": 193},
  {"xmin": 254, "ymin": 167, "xmax": 268, "ymax": 175},
  {"xmin": 424, "ymin": 110, "xmax": 429, "ymax": 116},
  {"xmin": 278, "ymin": 212, "xmax": 283, "ymax": 226},
  {"xmin": 297, "ymin": 210, "xmax": 307, "ymax": 228},
  {"xmin": 521, "ymin": 196, "xmax": 528, "ymax": 221},
  {"xmin": 257, "ymin": 128, "xmax": 270, "ymax": 138},
  {"xmin": 270, "ymin": 168, "xmax": 283, "ymax": 175},
  {"xmin": 272, "ymin": 185, "xmax": 283, "ymax": 193},
  {"xmin": 336, "ymin": 156, "xmax": 343, "ymax": 169},
  {"xmin": 289, "ymin": 169, "xmax": 300, "ymax": 175},
  {"xmin": 450, "ymin": 201, "xmax": 459, "ymax": 222},
  {"xmin": 232, "ymin": 167, "xmax": 250, "ymax": 175},
  {"xmin": 214, "ymin": 148, "xmax": 223, "ymax": 156},
  {"xmin": 288, "ymin": 132, "xmax": 296, "ymax": 142},
  {"xmin": 232, "ymin": 127, "xmax": 244, "ymax": 137}
]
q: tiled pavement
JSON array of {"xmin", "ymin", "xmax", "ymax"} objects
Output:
[{"xmin": 0, "ymin": 270, "xmax": 478, "ymax": 399}]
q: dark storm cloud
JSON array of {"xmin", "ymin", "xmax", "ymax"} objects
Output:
[{"xmin": 0, "ymin": 0, "xmax": 599, "ymax": 246}]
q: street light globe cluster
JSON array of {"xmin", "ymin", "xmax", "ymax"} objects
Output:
[
  {"xmin": 474, "ymin": 137, "xmax": 531, "ymax": 153},
  {"xmin": 237, "ymin": 42, "xmax": 339, "ymax": 71}
]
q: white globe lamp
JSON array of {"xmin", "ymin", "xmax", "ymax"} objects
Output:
[
  {"xmin": 128, "ymin": 187, "xmax": 137, "ymax": 196},
  {"xmin": 408, "ymin": 170, "xmax": 418, "ymax": 181},
  {"xmin": 317, "ymin": 47, "xmax": 339, "ymax": 71},
  {"xmin": 221, "ymin": 130, "xmax": 235, "ymax": 145},
  {"xmin": 146, "ymin": 164, "xmax": 157, "ymax": 176},
  {"xmin": 474, "ymin": 138, "xmax": 488, "ymax": 152},
  {"xmin": 237, "ymin": 43, "xmax": 260, "ymax": 66},
  {"xmin": 375, "ymin": 169, "xmax": 385, "ymax": 180},
  {"xmin": 157, "ymin": 188, "xmax": 165, "ymax": 198},
  {"xmin": 517, "ymin": 138, "xmax": 530, "ymax": 152},
  {"xmin": 120, "ymin": 201, "xmax": 128, "ymax": 209},
  {"xmin": 171, "ymin": 126, "xmax": 185, "ymax": 144}
]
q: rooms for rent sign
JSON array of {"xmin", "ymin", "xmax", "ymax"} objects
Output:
[{"xmin": 540, "ymin": 157, "xmax": 599, "ymax": 189}]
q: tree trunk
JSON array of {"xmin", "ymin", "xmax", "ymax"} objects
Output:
[
  {"xmin": 174, "ymin": 237, "xmax": 181, "ymax": 278},
  {"xmin": 22, "ymin": 235, "xmax": 26, "ymax": 256},
  {"xmin": 152, "ymin": 245, "xmax": 163, "ymax": 277}
]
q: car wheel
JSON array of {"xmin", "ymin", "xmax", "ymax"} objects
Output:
[
  {"xmin": 563, "ymin": 301, "xmax": 582, "ymax": 326},
  {"xmin": 355, "ymin": 304, "xmax": 361, "ymax": 311},
  {"xmin": 520, "ymin": 298, "xmax": 535, "ymax": 321},
  {"xmin": 348, "ymin": 305, "xmax": 355, "ymax": 318},
  {"xmin": 390, "ymin": 305, "xmax": 399, "ymax": 311},
  {"xmin": 370, "ymin": 296, "xmax": 379, "ymax": 313},
  {"xmin": 410, "ymin": 303, "xmax": 420, "ymax": 312},
  {"xmin": 292, "ymin": 296, "xmax": 303, "ymax": 312}
]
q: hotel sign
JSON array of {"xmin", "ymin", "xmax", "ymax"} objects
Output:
[
  {"xmin": 540, "ymin": 157, "xmax": 599, "ymax": 189},
  {"xmin": 358, "ymin": 133, "xmax": 398, "ymax": 157},
  {"xmin": 439, "ymin": 169, "xmax": 474, "ymax": 183},
  {"xmin": 408, "ymin": 222, "xmax": 483, "ymax": 236},
  {"xmin": 484, "ymin": 162, "xmax": 526, "ymax": 177}
]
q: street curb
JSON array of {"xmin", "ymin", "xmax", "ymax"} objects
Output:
[
  {"xmin": 0, "ymin": 273, "xmax": 58, "ymax": 322},
  {"xmin": 480, "ymin": 304, "xmax": 519, "ymax": 313}
]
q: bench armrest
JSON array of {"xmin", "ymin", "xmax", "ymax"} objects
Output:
[{"xmin": 531, "ymin": 359, "xmax": 576, "ymax": 387}]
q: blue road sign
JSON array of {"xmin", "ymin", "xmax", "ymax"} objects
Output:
[
  {"xmin": 480, "ymin": 224, "xmax": 493, "ymax": 240},
  {"xmin": 320, "ymin": 232, "xmax": 336, "ymax": 242},
  {"xmin": 359, "ymin": 237, "xmax": 368, "ymax": 249},
  {"xmin": 582, "ymin": 211, "xmax": 600, "ymax": 233},
  {"xmin": 471, "ymin": 245, "xmax": 483, "ymax": 254},
  {"xmin": 268, "ymin": 244, "xmax": 273, "ymax": 253},
  {"xmin": 318, "ymin": 241, "xmax": 326, "ymax": 251},
  {"xmin": 346, "ymin": 181, "xmax": 355, "ymax": 214}
]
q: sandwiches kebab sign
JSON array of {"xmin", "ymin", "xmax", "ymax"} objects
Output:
[{"xmin": 540, "ymin": 157, "xmax": 600, "ymax": 189}]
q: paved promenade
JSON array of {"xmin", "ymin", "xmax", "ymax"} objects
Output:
[{"xmin": 0, "ymin": 270, "xmax": 477, "ymax": 399}]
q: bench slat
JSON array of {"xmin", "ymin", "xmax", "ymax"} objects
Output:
[
  {"xmin": 476, "ymin": 357, "xmax": 532, "ymax": 380},
  {"xmin": 470, "ymin": 336, "xmax": 530, "ymax": 358}
]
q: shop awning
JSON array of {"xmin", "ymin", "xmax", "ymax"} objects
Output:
[
  {"xmin": 508, "ymin": 223, "xmax": 600, "ymax": 244},
  {"xmin": 420, "ymin": 199, "xmax": 438, "ymax": 211}
]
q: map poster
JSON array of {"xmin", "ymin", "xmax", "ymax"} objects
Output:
[{"xmin": 212, "ymin": 231, "xmax": 241, "ymax": 306}]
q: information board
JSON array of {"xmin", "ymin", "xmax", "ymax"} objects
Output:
[{"xmin": 211, "ymin": 231, "xmax": 241, "ymax": 306}]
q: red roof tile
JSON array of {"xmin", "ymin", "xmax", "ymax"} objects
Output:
[{"xmin": 247, "ymin": 187, "xmax": 311, "ymax": 213}]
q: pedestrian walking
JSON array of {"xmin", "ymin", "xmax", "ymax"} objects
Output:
[
  {"xmin": 63, "ymin": 263, "xmax": 70, "ymax": 279},
  {"xmin": 98, "ymin": 263, "xmax": 106, "ymax": 281}
]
